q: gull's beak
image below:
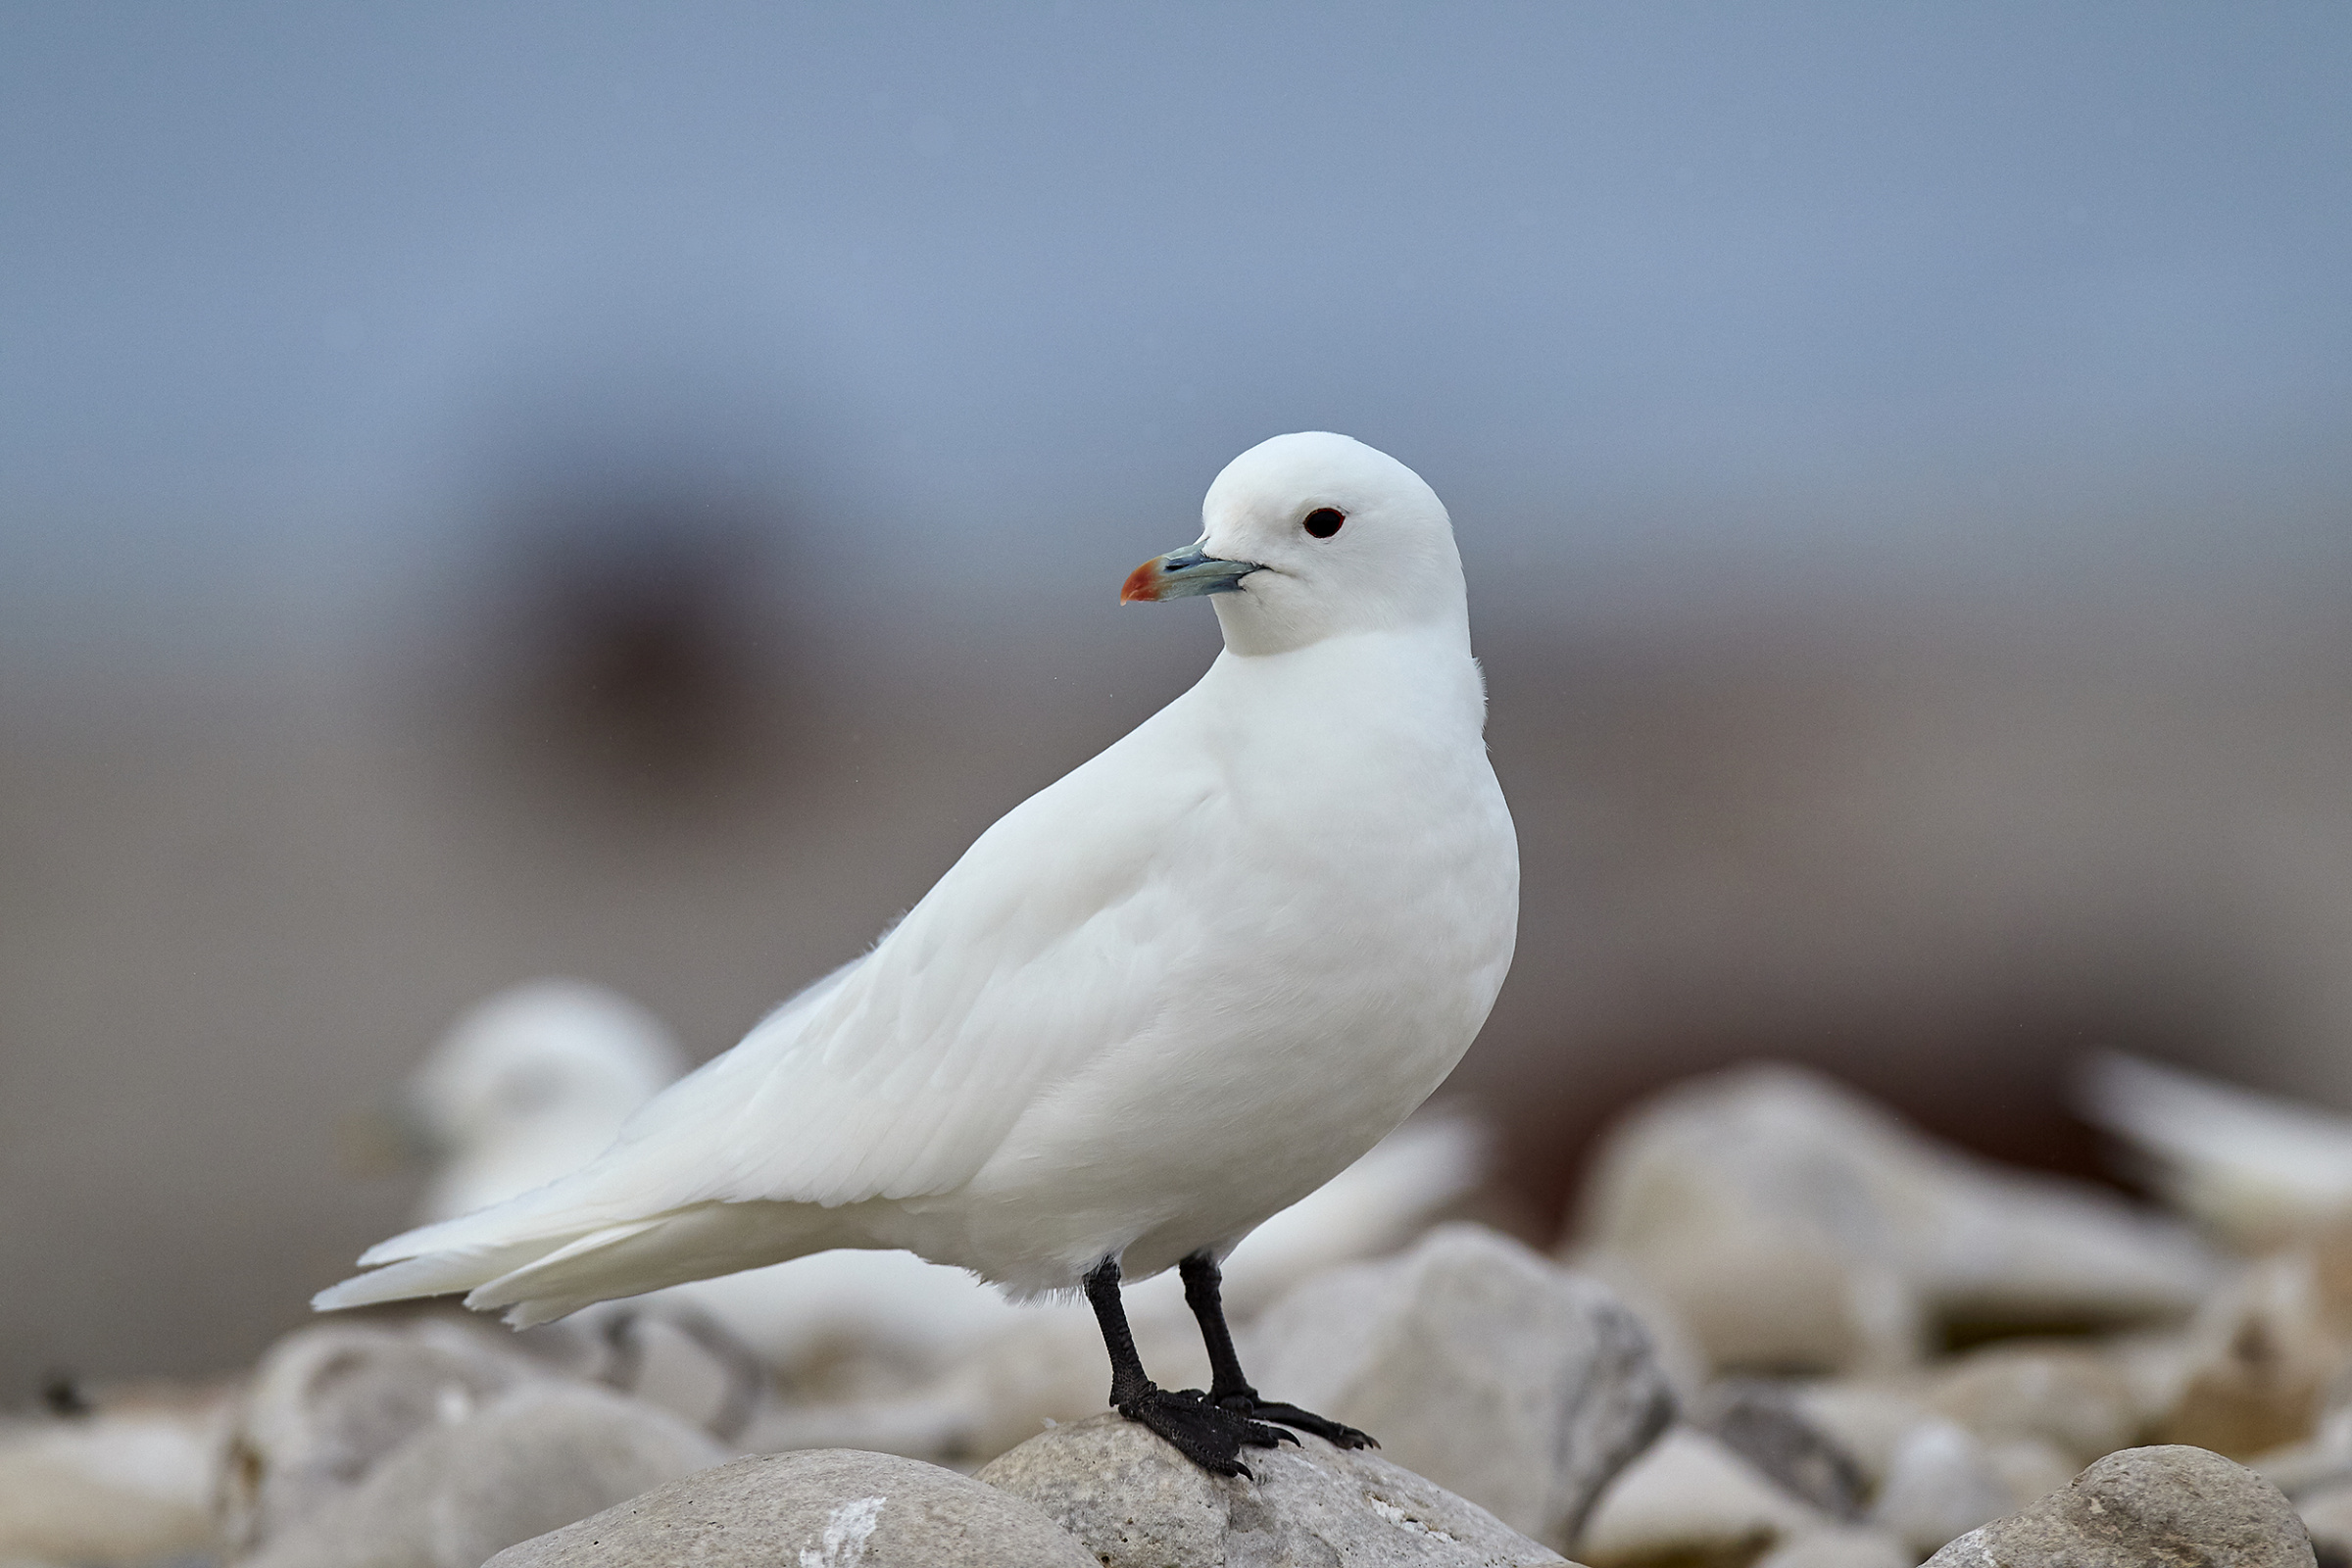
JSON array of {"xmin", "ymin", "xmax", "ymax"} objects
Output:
[{"xmin": 1120, "ymin": 545, "xmax": 1264, "ymax": 604}]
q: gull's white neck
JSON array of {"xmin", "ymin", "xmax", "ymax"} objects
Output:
[{"xmin": 1182, "ymin": 619, "xmax": 1489, "ymax": 758}]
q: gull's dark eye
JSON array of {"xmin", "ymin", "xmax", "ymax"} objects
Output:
[{"xmin": 1302, "ymin": 508, "xmax": 1346, "ymax": 539}]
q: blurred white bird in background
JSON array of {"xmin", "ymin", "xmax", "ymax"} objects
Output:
[
  {"xmin": 325, "ymin": 432, "xmax": 1518, "ymax": 1473},
  {"xmin": 2081, "ymin": 1051, "xmax": 2352, "ymax": 1250},
  {"xmin": 404, "ymin": 980, "xmax": 688, "ymax": 1225}
]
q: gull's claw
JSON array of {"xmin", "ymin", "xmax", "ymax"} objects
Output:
[
  {"xmin": 1117, "ymin": 1385, "xmax": 1292, "ymax": 1477},
  {"xmin": 1216, "ymin": 1394, "xmax": 1377, "ymax": 1449}
]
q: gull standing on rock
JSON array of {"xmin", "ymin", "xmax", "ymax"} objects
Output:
[{"xmin": 318, "ymin": 431, "xmax": 1520, "ymax": 1475}]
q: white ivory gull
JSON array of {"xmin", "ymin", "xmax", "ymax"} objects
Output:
[{"xmin": 319, "ymin": 431, "xmax": 1519, "ymax": 1472}]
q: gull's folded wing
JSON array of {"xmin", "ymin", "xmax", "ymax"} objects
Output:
[{"xmin": 324, "ymin": 708, "xmax": 1218, "ymax": 1306}]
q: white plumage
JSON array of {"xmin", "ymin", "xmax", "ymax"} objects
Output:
[
  {"xmin": 392, "ymin": 974, "xmax": 1493, "ymax": 1374},
  {"xmin": 318, "ymin": 431, "xmax": 1518, "ymax": 1336},
  {"xmin": 658, "ymin": 1103, "xmax": 1494, "ymax": 1374}
]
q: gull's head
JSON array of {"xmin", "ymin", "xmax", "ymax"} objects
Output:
[{"xmin": 1121, "ymin": 431, "xmax": 1466, "ymax": 656}]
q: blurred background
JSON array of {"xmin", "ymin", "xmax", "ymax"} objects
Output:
[{"xmin": 4, "ymin": 2, "xmax": 2350, "ymax": 1398}]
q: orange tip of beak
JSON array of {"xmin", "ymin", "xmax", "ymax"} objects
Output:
[{"xmin": 1119, "ymin": 560, "xmax": 1162, "ymax": 604}]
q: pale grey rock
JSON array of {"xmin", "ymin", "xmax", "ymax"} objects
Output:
[
  {"xmin": 1925, "ymin": 1340, "xmax": 2141, "ymax": 1463},
  {"xmin": 239, "ymin": 1382, "xmax": 727, "ymax": 1568},
  {"xmin": 2103, "ymin": 1324, "xmax": 2208, "ymax": 1436},
  {"xmin": 1922, "ymin": 1445, "xmax": 2315, "ymax": 1568},
  {"xmin": 0, "ymin": 1386, "xmax": 231, "ymax": 1567},
  {"xmin": 519, "ymin": 1299, "xmax": 784, "ymax": 1443},
  {"xmin": 1865, "ymin": 1418, "xmax": 2023, "ymax": 1557},
  {"xmin": 978, "ymin": 1409, "xmax": 1568, "ymax": 1568},
  {"xmin": 1577, "ymin": 1425, "xmax": 1833, "ymax": 1568},
  {"xmin": 1247, "ymin": 1223, "xmax": 1673, "ymax": 1548},
  {"xmin": 1571, "ymin": 1064, "xmax": 2221, "ymax": 1376},
  {"xmin": 2160, "ymin": 1248, "xmax": 2345, "ymax": 1460},
  {"xmin": 2255, "ymin": 1389, "xmax": 2352, "ymax": 1500},
  {"xmin": 1751, "ymin": 1525, "xmax": 1913, "ymax": 1568},
  {"xmin": 1786, "ymin": 1380, "xmax": 1942, "ymax": 1491},
  {"xmin": 610, "ymin": 1311, "xmax": 757, "ymax": 1434},
  {"xmin": 1981, "ymin": 1438, "xmax": 2081, "ymax": 1518},
  {"xmin": 733, "ymin": 1382, "xmax": 1000, "ymax": 1467},
  {"xmin": 579, "ymin": 1306, "xmax": 774, "ymax": 1440},
  {"xmin": 220, "ymin": 1317, "xmax": 549, "ymax": 1553},
  {"xmin": 1559, "ymin": 1252, "xmax": 1714, "ymax": 1405},
  {"xmin": 487, "ymin": 1447, "xmax": 1095, "ymax": 1568},
  {"xmin": 2259, "ymin": 1437, "xmax": 2352, "ymax": 1504},
  {"xmin": 2298, "ymin": 1481, "xmax": 2352, "ymax": 1566},
  {"xmin": 1597, "ymin": 1236, "xmax": 1924, "ymax": 1382},
  {"xmin": 1924, "ymin": 1531, "xmax": 1999, "ymax": 1568},
  {"xmin": 1862, "ymin": 1419, "xmax": 2070, "ymax": 1560},
  {"xmin": 1692, "ymin": 1379, "xmax": 1869, "ymax": 1519}
]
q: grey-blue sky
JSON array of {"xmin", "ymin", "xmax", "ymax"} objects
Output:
[{"xmin": 4, "ymin": 3, "xmax": 2348, "ymax": 660}]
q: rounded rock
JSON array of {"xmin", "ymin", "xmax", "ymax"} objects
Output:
[
  {"xmin": 979, "ymin": 1409, "xmax": 1566, "ymax": 1568},
  {"xmin": 245, "ymin": 1382, "xmax": 728, "ymax": 1568},
  {"xmin": 1247, "ymin": 1222, "xmax": 1673, "ymax": 1547},
  {"xmin": 488, "ymin": 1447, "xmax": 1097, "ymax": 1568},
  {"xmin": 220, "ymin": 1317, "xmax": 550, "ymax": 1552},
  {"xmin": 1924, "ymin": 1444, "xmax": 2315, "ymax": 1568}
]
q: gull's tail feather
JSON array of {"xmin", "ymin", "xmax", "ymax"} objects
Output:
[
  {"xmin": 330, "ymin": 956, "xmax": 870, "ymax": 1304},
  {"xmin": 317, "ymin": 1192, "xmax": 859, "ymax": 1328},
  {"xmin": 460, "ymin": 1201, "xmax": 837, "ymax": 1328},
  {"xmin": 311, "ymin": 1237, "xmax": 570, "ymax": 1312},
  {"xmin": 357, "ymin": 1170, "xmax": 638, "ymax": 1268},
  {"xmin": 315, "ymin": 1163, "xmax": 701, "ymax": 1318}
]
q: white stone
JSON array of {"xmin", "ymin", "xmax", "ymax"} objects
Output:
[
  {"xmin": 1786, "ymin": 1380, "xmax": 1942, "ymax": 1491},
  {"xmin": 219, "ymin": 1317, "xmax": 551, "ymax": 1554},
  {"xmin": 238, "ymin": 1383, "xmax": 727, "ymax": 1568},
  {"xmin": 1921, "ymin": 1445, "xmax": 2314, "ymax": 1568},
  {"xmin": 1752, "ymin": 1525, "xmax": 1914, "ymax": 1568},
  {"xmin": 1570, "ymin": 1064, "xmax": 2221, "ymax": 1376},
  {"xmin": 0, "ymin": 1387, "xmax": 230, "ymax": 1568},
  {"xmin": 978, "ymin": 1409, "xmax": 1566, "ymax": 1568},
  {"xmin": 487, "ymin": 1448, "xmax": 1098, "ymax": 1568},
  {"xmin": 1924, "ymin": 1341, "xmax": 2139, "ymax": 1463},
  {"xmin": 1865, "ymin": 1419, "xmax": 2023, "ymax": 1558},
  {"xmin": 1247, "ymin": 1223, "xmax": 1675, "ymax": 1548},
  {"xmin": 2158, "ymin": 1245, "xmax": 2346, "ymax": 1459},
  {"xmin": 1691, "ymin": 1378, "xmax": 1870, "ymax": 1519},
  {"xmin": 1577, "ymin": 1426, "xmax": 1833, "ymax": 1568},
  {"xmin": 2299, "ymin": 1480, "xmax": 2352, "ymax": 1565}
]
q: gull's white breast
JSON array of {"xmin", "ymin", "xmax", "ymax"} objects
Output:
[{"xmin": 913, "ymin": 622, "xmax": 1519, "ymax": 1289}]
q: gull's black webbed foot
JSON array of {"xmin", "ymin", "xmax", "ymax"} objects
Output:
[
  {"xmin": 1120, "ymin": 1385, "xmax": 1293, "ymax": 1476},
  {"xmin": 1215, "ymin": 1393, "xmax": 1377, "ymax": 1449},
  {"xmin": 1117, "ymin": 1383, "xmax": 1294, "ymax": 1477},
  {"xmin": 1176, "ymin": 1249, "xmax": 1379, "ymax": 1452},
  {"xmin": 1086, "ymin": 1255, "xmax": 1293, "ymax": 1478}
]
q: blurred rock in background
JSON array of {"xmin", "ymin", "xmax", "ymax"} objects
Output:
[{"xmin": 15, "ymin": 1062, "xmax": 2352, "ymax": 1564}]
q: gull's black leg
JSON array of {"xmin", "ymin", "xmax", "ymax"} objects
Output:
[
  {"xmin": 1084, "ymin": 1254, "xmax": 1289, "ymax": 1477},
  {"xmin": 1179, "ymin": 1250, "xmax": 1376, "ymax": 1449}
]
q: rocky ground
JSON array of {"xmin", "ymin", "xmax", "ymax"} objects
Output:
[{"xmin": 7, "ymin": 1059, "xmax": 2345, "ymax": 1566}]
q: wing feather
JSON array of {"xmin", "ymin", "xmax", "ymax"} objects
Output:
[{"xmin": 354, "ymin": 710, "xmax": 1214, "ymax": 1268}]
